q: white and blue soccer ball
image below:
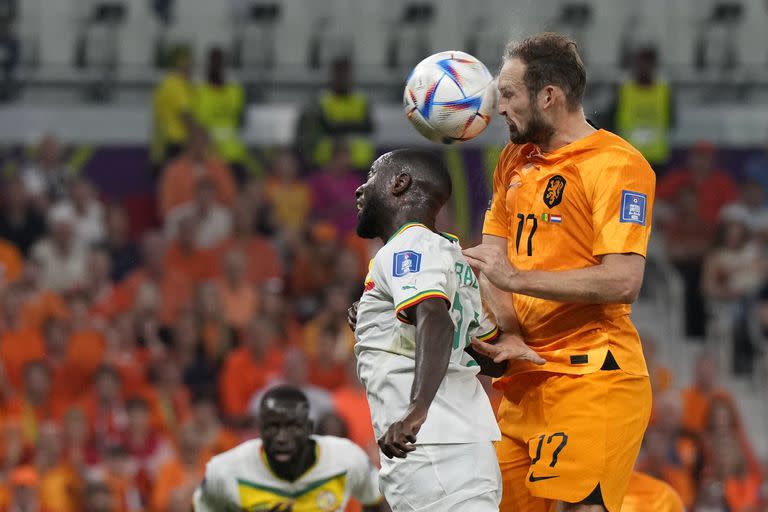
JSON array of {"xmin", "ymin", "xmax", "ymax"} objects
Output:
[{"xmin": 404, "ymin": 50, "xmax": 496, "ymax": 144}]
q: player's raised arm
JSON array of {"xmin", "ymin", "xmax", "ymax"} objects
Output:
[{"xmin": 377, "ymin": 296, "xmax": 453, "ymax": 459}]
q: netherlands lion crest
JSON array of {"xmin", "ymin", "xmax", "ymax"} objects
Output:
[{"xmin": 543, "ymin": 175, "xmax": 566, "ymax": 208}]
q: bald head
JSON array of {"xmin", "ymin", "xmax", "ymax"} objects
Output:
[{"xmin": 377, "ymin": 149, "xmax": 452, "ymax": 206}]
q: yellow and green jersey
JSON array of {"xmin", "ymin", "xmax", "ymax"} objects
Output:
[{"xmin": 193, "ymin": 435, "xmax": 381, "ymax": 511}]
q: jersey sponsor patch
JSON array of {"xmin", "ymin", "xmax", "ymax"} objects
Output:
[
  {"xmin": 543, "ymin": 175, "xmax": 566, "ymax": 208},
  {"xmin": 620, "ymin": 190, "xmax": 647, "ymax": 225},
  {"xmin": 392, "ymin": 251, "xmax": 422, "ymax": 277}
]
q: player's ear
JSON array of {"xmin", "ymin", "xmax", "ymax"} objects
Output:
[
  {"xmin": 391, "ymin": 172, "xmax": 412, "ymax": 196},
  {"xmin": 539, "ymin": 85, "xmax": 559, "ymax": 110}
]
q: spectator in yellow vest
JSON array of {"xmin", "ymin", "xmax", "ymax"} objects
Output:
[
  {"xmin": 295, "ymin": 56, "xmax": 375, "ymax": 170},
  {"xmin": 194, "ymin": 47, "xmax": 252, "ymax": 184},
  {"xmin": 612, "ymin": 47, "xmax": 674, "ymax": 168},
  {"xmin": 152, "ymin": 45, "xmax": 196, "ymax": 174}
]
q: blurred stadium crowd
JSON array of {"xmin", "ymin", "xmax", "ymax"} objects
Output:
[{"xmin": 0, "ymin": 39, "xmax": 767, "ymax": 512}]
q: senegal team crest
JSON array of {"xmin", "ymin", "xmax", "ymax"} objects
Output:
[
  {"xmin": 543, "ymin": 175, "xmax": 566, "ymax": 208},
  {"xmin": 316, "ymin": 490, "xmax": 339, "ymax": 511}
]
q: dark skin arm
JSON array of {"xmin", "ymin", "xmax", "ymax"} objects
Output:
[{"xmin": 378, "ymin": 297, "xmax": 453, "ymax": 459}]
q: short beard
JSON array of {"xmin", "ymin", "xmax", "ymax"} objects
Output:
[
  {"xmin": 355, "ymin": 196, "xmax": 385, "ymax": 239},
  {"xmin": 509, "ymin": 105, "xmax": 555, "ymax": 146}
]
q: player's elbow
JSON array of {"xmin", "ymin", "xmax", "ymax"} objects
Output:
[{"xmin": 616, "ymin": 276, "xmax": 643, "ymax": 304}]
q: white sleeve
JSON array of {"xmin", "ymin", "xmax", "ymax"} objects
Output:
[
  {"xmin": 193, "ymin": 462, "xmax": 232, "ymax": 511},
  {"xmin": 378, "ymin": 232, "xmax": 455, "ymax": 324},
  {"xmin": 469, "ymin": 309, "xmax": 500, "ymax": 343},
  {"xmin": 345, "ymin": 441, "xmax": 382, "ymax": 506}
]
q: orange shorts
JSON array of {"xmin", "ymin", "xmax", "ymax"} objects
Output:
[{"xmin": 495, "ymin": 368, "xmax": 651, "ymax": 512}]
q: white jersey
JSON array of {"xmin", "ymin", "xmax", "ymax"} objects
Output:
[
  {"xmin": 354, "ymin": 223, "xmax": 501, "ymax": 444},
  {"xmin": 193, "ymin": 435, "xmax": 381, "ymax": 512}
]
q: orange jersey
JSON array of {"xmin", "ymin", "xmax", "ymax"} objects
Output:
[
  {"xmin": 621, "ymin": 471, "xmax": 685, "ymax": 512},
  {"xmin": 483, "ymin": 129, "xmax": 655, "ymax": 376}
]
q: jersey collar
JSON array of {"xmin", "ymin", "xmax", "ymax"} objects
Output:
[{"xmin": 387, "ymin": 222, "xmax": 460, "ymax": 244}]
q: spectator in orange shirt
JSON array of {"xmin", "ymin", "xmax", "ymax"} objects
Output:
[
  {"xmin": 34, "ymin": 423, "xmax": 81, "ymax": 512},
  {"xmin": 17, "ymin": 259, "xmax": 68, "ymax": 332},
  {"xmin": 41, "ymin": 317, "xmax": 85, "ymax": 414},
  {"xmin": 307, "ymin": 325, "xmax": 350, "ymax": 391},
  {"xmin": 151, "ymin": 422, "xmax": 205, "ymax": 512},
  {"xmin": 637, "ymin": 427, "xmax": 697, "ymax": 508},
  {"xmin": 78, "ymin": 365, "xmax": 129, "ymax": 447},
  {"xmin": 80, "ymin": 247, "xmax": 115, "ymax": 314},
  {"xmin": 5, "ymin": 361, "xmax": 56, "ymax": 449},
  {"xmin": 158, "ymin": 127, "xmax": 237, "ymax": 218},
  {"xmin": 5, "ymin": 465, "xmax": 44, "ymax": 512},
  {"xmin": 188, "ymin": 393, "xmax": 238, "ymax": 461},
  {"xmin": 705, "ymin": 437, "xmax": 762, "ymax": 512},
  {"xmin": 702, "ymin": 396, "xmax": 761, "ymax": 483},
  {"xmin": 214, "ymin": 249, "xmax": 258, "ymax": 331},
  {"xmin": 265, "ymin": 149, "xmax": 312, "ymax": 231},
  {"xmin": 0, "ymin": 238, "xmax": 22, "ymax": 284},
  {"xmin": 657, "ymin": 141, "xmax": 739, "ymax": 225},
  {"xmin": 218, "ymin": 315, "xmax": 283, "ymax": 422},
  {"xmin": 97, "ymin": 232, "xmax": 194, "ymax": 327},
  {"xmin": 332, "ymin": 360, "xmax": 376, "ymax": 457},
  {"xmin": 0, "ymin": 288, "xmax": 46, "ymax": 390},
  {"xmin": 303, "ymin": 285, "xmax": 356, "ymax": 361},
  {"xmin": 101, "ymin": 313, "xmax": 150, "ymax": 399},
  {"xmin": 259, "ymin": 279, "xmax": 302, "ymax": 346},
  {"xmin": 290, "ymin": 222, "xmax": 341, "ymax": 302},
  {"xmin": 61, "ymin": 408, "xmax": 91, "ymax": 473},
  {"xmin": 195, "ymin": 281, "xmax": 237, "ymax": 365},
  {"xmin": 165, "ymin": 177, "xmax": 233, "ymax": 250},
  {"xmin": 214, "ymin": 200, "xmax": 282, "ymax": 285},
  {"xmin": 146, "ymin": 358, "xmax": 191, "ymax": 437},
  {"xmin": 165, "ymin": 214, "xmax": 218, "ymax": 283},
  {"xmin": 99, "ymin": 444, "xmax": 143, "ymax": 512},
  {"xmin": 681, "ymin": 354, "xmax": 737, "ymax": 433}
]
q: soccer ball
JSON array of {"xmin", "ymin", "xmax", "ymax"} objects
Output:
[{"xmin": 403, "ymin": 50, "xmax": 496, "ymax": 144}]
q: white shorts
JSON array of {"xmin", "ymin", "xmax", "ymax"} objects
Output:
[{"xmin": 379, "ymin": 442, "xmax": 502, "ymax": 512}]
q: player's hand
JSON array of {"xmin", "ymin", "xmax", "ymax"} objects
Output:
[
  {"xmin": 462, "ymin": 244, "xmax": 518, "ymax": 292},
  {"xmin": 471, "ymin": 333, "xmax": 545, "ymax": 365},
  {"xmin": 378, "ymin": 407, "xmax": 426, "ymax": 459},
  {"xmin": 347, "ymin": 301, "xmax": 359, "ymax": 332}
]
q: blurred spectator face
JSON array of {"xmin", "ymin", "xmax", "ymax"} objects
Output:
[
  {"xmin": 43, "ymin": 318, "xmax": 69, "ymax": 358},
  {"xmin": 126, "ymin": 400, "xmax": 151, "ymax": 434},
  {"xmin": 207, "ymin": 47, "xmax": 225, "ymax": 84},
  {"xmin": 155, "ymin": 359, "xmax": 183, "ymax": 390},
  {"xmin": 244, "ymin": 317, "xmax": 277, "ymax": 356},
  {"xmin": 721, "ymin": 220, "xmax": 750, "ymax": 249},
  {"xmin": 688, "ymin": 143, "xmax": 716, "ymax": 177},
  {"xmin": 330, "ymin": 57, "xmax": 352, "ymax": 95},
  {"xmin": 631, "ymin": 47, "xmax": 657, "ymax": 84},
  {"xmin": 260, "ymin": 283, "xmax": 287, "ymax": 318},
  {"xmin": 315, "ymin": 413, "xmax": 348, "ymax": 438},
  {"xmin": 742, "ymin": 180, "xmax": 765, "ymax": 209},
  {"xmin": 178, "ymin": 422, "xmax": 202, "ymax": 462},
  {"xmin": 272, "ymin": 150, "xmax": 299, "ymax": 181},
  {"xmin": 187, "ymin": 127, "xmax": 210, "ymax": 160},
  {"xmin": 283, "ymin": 349, "xmax": 309, "ymax": 386},
  {"xmin": 141, "ymin": 232, "xmax": 167, "ymax": 273},
  {"xmin": 654, "ymin": 392, "xmax": 683, "ymax": 432},
  {"xmin": 10, "ymin": 479, "xmax": 40, "ymax": 512},
  {"xmin": 111, "ymin": 313, "xmax": 137, "ymax": 351},
  {"xmin": 88, "ymin": 248, "xmax": 111, "ymax": 284},
  {"xmin": 325, "ymin": 286, "xmax": 350, "ymax": 317},
  {"xmin": 177, "ymin": 215, "xmax": 199, "ymax": 248},
  {"xmin": 24, "ymin": 362, "xmax": 51, "ymax": 403},
  {"xmin": 194, "ymin": 179, "xmax": 217, "ymax": 211},
  {"xmin": 675, "ymin": 187, "xmax": 698, "ymax": 215},
  {"xmin": 708, "ymin": 398, "xmax": 738, "ymax": 434},
  {"xmin": 95, "ymin": 368, "xmax": 121, "ymax": 403},
  {"xmin": 3, "ymin": 422, "xmax": 25, "ymax": 467},
  {"xmin": 48, "ymin": 214, "xmax": 75, "ymax": 248},
  {"xmin": 191, "ymin": 397, "xmax": 218, "ymax": 427},
  {"xmin": 63, "ymin": 409, "xmax": 89, "ymax": 446},
  {"xmin": 197, "ymin": 282, "xmax": 222, "ymax": 319},
  {"xmin": 35, "ymin": 423, "xmax": 62, "ymax": 467},
  {"xmin": 70, "ymin": 179, "xmax": 94, "ymax": 210},
  {"xmin": 83, "ymin": 482, "xmax": 115, "ymax": 512},
  {"xmin": 38, "ymin": 134, "xmax": 62, "ymax": 168},
  {"xmin": 173, "ymin": 311, "xmax": 198, "ymax": 351},
  {"xmin": 106, "ymin": 205, "xmax": 130, "ymax": 242},
  {"xmin": 327, "ymin": 144, "xmax": 353, "ymax": 176},
  {"xmin": 232, "ymin": 201, "xmax": 254, "ymax": 236},
  {"xmin": 713, "ymin": 437, "xmax": 745, "ymax": 477},
  {"xmin": 4, "ymin": 177, "xmax": 28, "ymax": 210},
  {"xmin": 223, "ymin": 249, "xmax": 246, "ymax": 283},
  {"xmin": 694, "ymin": 356, "xmax": 718, "ymax": 392},
  {"xmin": 1, "ymin": 286, "xmax": 24, "ymax": 326}
]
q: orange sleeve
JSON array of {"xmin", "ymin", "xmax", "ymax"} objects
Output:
[
  {"xmin": 150, "ymin": 461, "xmax": 182, "ymax": 512},
  {"xmin": 482, "ymin": 145, "xmax": 513, "ymax": 238},
  {"xmin": 584, "ymin": 150, "xmax": 656, "ymax": 257}
]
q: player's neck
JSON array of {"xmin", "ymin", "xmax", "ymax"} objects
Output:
[
  {"xmin": 379, "ymin": 210, "xmax": 437, "ymax": 243},
  {"xmin": 539, "ymin": 112, "xmax": 596, "ymax": 153}
]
